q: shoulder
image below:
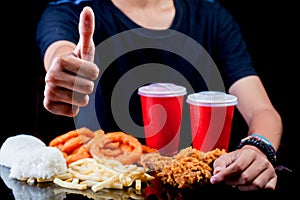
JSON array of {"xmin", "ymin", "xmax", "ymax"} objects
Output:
[
  {"xmin": 181, "ymin": 0, "xmax": 234, "ymax": 25},
  {"xmin": 183, "ymin": 0, "xmax": 230, "ymax": 16},
  {"xmin": 185, "ymin": 0, "xmax": 221, "ymax": 7}
]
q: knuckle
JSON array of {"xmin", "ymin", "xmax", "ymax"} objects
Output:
[
  {"xmin": 73, "ymin": 94, "xmax": 89, "ymax": 106},
  {"xmin": 43, "ymin": 87, "xmax": 56, "ymax": 100},
  {"xmin": 232, "ymin": 163, "xmax": 244, "ymax": 172},
  {"xmin": 239, "ymin": 173, "xmax": 251, "ymax": 184},
  {"xmin": 54, "ymin": 56, "xmax": 67, "ymax": 66},
  {"xmin": 86, "ymin": 81, "xmax": 94, "ymax": 94},
  {"xmin": 45, "ymin": 71, "xmax": 60, "ymax": 85},
  {"xmin": 252, "ymin": 179, "xmax": 265, "ymax": 189},
  {"xmin": 80, "ymin": 95, "xmax": 90, "ymax": 106},
  {"xmin": 91, "ymin": 64, "xmax": 100, "ymax": 80}
]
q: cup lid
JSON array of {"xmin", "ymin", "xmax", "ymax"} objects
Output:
[
  {"xmin": 186, "ymin": 91, "xmax": 238, "ymax": 106},
  {"xmin": 138, "ymin": 83, "xmax": 187, "ymax": 97}
]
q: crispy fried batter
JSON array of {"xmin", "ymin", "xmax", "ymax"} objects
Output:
[
  {"xmin": 150, "ymin": 147, "xmax": 227, "ymax": 188},
  {"xmin": 140, "ymin": 152, "xmax": 173, "ymax": 171},
  {"xmin": 50, "ymin": 128, "xmax": 147, "ymax": 166},
  {"xmin": 85, "ymin": 131, "xmax": 143, "ymax": 165},
  {"xmin": 49, "ymin": 127, "xmax": 94, "ymax": 165}
]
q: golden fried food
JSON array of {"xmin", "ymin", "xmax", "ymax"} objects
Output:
[
  {"xmin": 141, "ymin": 144, "xmax": 158, "ymax": 153},
  {"xmin": 65, "ymin": 145, "xmax": 92, "ymax": 165},
  {"xmin": 85, "ymin": 131, "xmax": 144, "ymax": 165},
  {"xmin": 139, "ymin": 152, "xmax": 173, "ymax": 171},
  {"xmin": 155, "ymin": 147, "xmax": 226, "ymax": 188},
  {"xmin": 49, "ymin": 127, "xmax": 94, "ymax": 165},
  {"xmin": 49, "ymin": 128, "xmax": 157, "ymax": 166}
]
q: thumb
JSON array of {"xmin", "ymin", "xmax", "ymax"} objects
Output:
[{"xmin": 74, "ymin": 6, "xmax": 95, "ymax": 61}]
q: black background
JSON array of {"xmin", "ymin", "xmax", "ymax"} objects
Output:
[{"xmin": 1, "ymin": 0, "xmax": 298, "ymax": 192}]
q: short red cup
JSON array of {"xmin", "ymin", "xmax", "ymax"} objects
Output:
[
  {"xmin": 186, "ymin": 91, "xmax": 238, "ymax": 152},
  {"xmin": 138, "ymin": 83, "xmax": 187, "ymax": 156}
]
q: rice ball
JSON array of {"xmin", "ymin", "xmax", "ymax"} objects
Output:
[
  {"xmin": 0, "ymin": 134, "xmax": 46, "ymax": 168},
  {"xmin": 9, "ymin": 146, "xmax": 67, "ymax": 180}
]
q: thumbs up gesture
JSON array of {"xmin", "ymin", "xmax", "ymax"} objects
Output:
[
  {"xmin": 43, "ymin": 6, "xmax": 99, "ymax": 117},
  {"xmin": 74, "ymin": 6, "xmax": 95, "ymax": 61}
]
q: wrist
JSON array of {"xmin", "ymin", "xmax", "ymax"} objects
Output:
[{"xmin": 237, "ymin": 134, "xmax": 277, "ymax": 166}]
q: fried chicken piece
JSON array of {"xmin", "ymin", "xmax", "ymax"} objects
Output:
[
  {"xmin": 156, "ymin": 147, "xmax": 226, "ymax": 188},
  {"xmin": 139, "ymin": 151, "xmax": 173, "ymax": 171}
]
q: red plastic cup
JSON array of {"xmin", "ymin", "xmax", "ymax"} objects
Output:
[
  {"xmin": 186, "ymin": 91, "xmax": 238, "ymax": 152},
  {"xmin": 138, "ymin": 83, "xmax": 187, "ymax": 156}
]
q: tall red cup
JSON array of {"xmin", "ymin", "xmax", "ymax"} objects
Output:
[
  {"xmin": 138, "ymin": 83, "xmax": 187, "ymax": 156},
  {"xmin": 186, "ymin": 91, "xmax": 238, "ymax": 152}
]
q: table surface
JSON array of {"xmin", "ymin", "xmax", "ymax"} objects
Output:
[{"xmin": 0, "ymin": 164, "xmax": 296, "ymax": 199}]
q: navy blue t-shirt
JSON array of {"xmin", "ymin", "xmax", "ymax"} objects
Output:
[{"xmin": 36, "ymin": 0, "xmax": 257, "ymax": 134}]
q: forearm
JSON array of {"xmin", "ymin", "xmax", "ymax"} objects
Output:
[
  {"xmin": 229, "ymin": 76, "xmax": 283, "ymax": 151},
  {"xmin": 44, "ymin": 40, "xmax": 76, "ymax": 71},
  {"xmin": 246, "ymin": 108, "xmax": 282, "ymax": 151}
]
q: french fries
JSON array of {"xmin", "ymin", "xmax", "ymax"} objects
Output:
[
  {"xmin": 53, "ymin": 177, "xmax": 88, "ymax": 190},
  {"xmin": 52, "ymin": 157, "xmax": 154, "ymax": 192}
]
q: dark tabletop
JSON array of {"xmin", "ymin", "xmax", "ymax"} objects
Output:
[{"xmin": 0, "ymin": 164, "xmax": 296, "ymax": 200}]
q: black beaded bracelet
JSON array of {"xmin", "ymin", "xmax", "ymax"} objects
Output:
[{"xmin": 237, "ymin": 135, "xmax": 277, "ymax": 166}]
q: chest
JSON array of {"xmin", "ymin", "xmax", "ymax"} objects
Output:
[{"xmin": 111, "ymin": 1, "xmax": 176, "ymax": 30}]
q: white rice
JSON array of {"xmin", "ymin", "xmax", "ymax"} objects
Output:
[
  {"xmin": 0, "ymin": 134, "xmax": 46, "ymax": 168},
  {"xmin": 9, "ymin": 146, "xmax": 67, "ymax": 180},
  {"xmin": 0, "ymin": 134, "xmax": 67, "ymax": 180}
]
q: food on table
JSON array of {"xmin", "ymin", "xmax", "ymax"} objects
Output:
[
  {"xmin": 0, "ymin": 127, "xmax": 227, "ymax": 196},
  {"xmin": 53, "ymin": 157, "xmax": 154, "ymax": 192},
  {"xmin": 49, "ymin": 127, "xmax": 157, "ymax": 166},
  {"xmin": 49, "ymin": 127, "xmax": 93, "ymax": 165},
  {"xmin": 0, "ymin": 134, "xmax": 67, "ymax": 181},
  {"xmin": 141, "ymin": 144, "xmax": 159, "ymax": 153},
  {"xmin": 47, "ymin": 128, "xmax": 156, "ymax": 192},
  {"xmin": 84, "ymin": 131, "xmax": 143, "ymax": 165},
  {"xmin": 9, "ymin": 146, "xmax": 67, "ymax": 180},
  {"xmin": 140, "ymin": 151, "xmax": 173, "ymax": 171},
  {"xmin": 50, "ymin": 128, "xmax": 227, "ymax": 189},
  {"xmin": 156, "ymin": 147, "xmax": 226, "ymax": 188},
  {"xmin": 0, "ymin": 134, "xmax": 46, "ymax": 167}
]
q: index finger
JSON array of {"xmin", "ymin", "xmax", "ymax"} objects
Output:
[
  {"xmin": 210, "ymin": 151, "xmax": 239, "ymax": 184},
  {"xmin": 63, "ymin": 54, "xmax": 99, "ymax": 80}
]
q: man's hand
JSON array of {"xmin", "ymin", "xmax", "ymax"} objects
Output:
[
  {"xmin": 210, "ymin": 145, "xmax": 277, "ymax": 191},
  {"xmin": 43, "ymin": 6, "xmax": 99, "ymax": 117}
]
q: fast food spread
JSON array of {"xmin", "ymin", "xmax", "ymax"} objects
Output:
[{"xmin": 0, "ymin": 127, "xmax": 227, "ymax": 195}]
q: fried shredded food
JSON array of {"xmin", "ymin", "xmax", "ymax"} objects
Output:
[
  {"xmin": 139, "ymin": 152, "xmax": 173, "ymax": 171},
  {"xmin": 140, "ymin": 146, "xmax": 227, "ymax": 188}
]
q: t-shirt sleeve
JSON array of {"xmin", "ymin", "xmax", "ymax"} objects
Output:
[
  {"xmin": 213, "ymin": 3, "xmax": 257, "ymax": 89},
  {"xmin": 36, "ymin": 1, "xmax": 86, "ymax": 60}
]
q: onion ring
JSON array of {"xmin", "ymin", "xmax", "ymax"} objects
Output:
[{"xmin": 85, "ymin": 131, "xmax": 143, "ymax": 165}]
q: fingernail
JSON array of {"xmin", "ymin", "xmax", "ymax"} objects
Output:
[{"xmin": 210, "ymin": 176, "xmax": 217, "ymax": 184}]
